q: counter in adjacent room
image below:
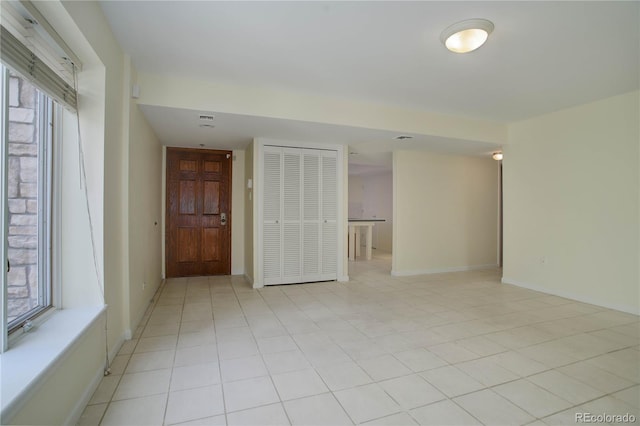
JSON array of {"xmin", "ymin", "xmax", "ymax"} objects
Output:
[{"xmin": 348, "ymin": 219, "xmax": 385, "ymax": 261}]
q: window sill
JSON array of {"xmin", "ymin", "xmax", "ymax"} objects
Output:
[{"xmin": 0, "ymin": 305, "xmax": 106, "ymax": 421}]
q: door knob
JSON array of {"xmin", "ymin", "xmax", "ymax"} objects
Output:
[{"xmin": 221, "ymin": 212, "xmax": 227, "ymax": 225}]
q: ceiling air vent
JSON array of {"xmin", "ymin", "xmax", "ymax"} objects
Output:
[
  {"xmin": 199, "ymin": 114, "xmax": 215, "ymax": 121},
  {"xmin": 394, "ymin": 135, "xmax": 413, "ymax": 141}
]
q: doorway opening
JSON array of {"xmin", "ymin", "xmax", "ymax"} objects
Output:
[
  {"xmin": 347, "ymin": 152, "xmax": 393, "ymax": 274},
  {"xmin": 165, "ymin": 147, "xmax": 232, "ymax": 277}
]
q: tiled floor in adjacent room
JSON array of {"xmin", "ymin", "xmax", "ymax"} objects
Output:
[{"xmin": 79, "ymin": 253, "xmax": 639, "ymax": 425}]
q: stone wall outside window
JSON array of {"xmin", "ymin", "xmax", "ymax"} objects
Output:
[{"xmin": 6, "ymin": 71, "xmax": 41, "ymax": 323}]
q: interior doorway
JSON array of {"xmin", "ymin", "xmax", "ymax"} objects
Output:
[
  {"xmin": 165, "ymin": 147, "xmax": 232, "ymax": 277},
  {"xmin": 348, "ymin": 152, "xmax": 393, "ymax": 263}
]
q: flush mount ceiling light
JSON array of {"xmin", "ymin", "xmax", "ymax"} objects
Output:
[
  {"xmin": 492, "ymin": 151, "xmax": 503, "ymax": 161},
  {"xmin": 440, "ymin": 19, "xmax": 494, "ymax": 53}
]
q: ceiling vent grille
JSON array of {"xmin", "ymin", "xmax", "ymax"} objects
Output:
[{"xmin": 199, "ymin": 114, "xmax": 215, "ymax": 121}]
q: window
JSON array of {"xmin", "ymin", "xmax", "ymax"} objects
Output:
[{"xmin": 1, "ymin": 66, "xmax": 56, "ymax": 335}]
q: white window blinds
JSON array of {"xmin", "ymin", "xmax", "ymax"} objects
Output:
[{"xmin": 0, "ymin": 1, "xmax": 79, "ymax": 110}]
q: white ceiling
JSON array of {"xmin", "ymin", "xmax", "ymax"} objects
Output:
[{"xmin": 101, "ymin": 1, "xmax": 639, "ymax": 171}]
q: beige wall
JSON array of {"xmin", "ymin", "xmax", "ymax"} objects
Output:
[
  {"xmin": 137, "ymin": 73, "xmax": 507, "ymax": 146},
  {"xmin": 244, "ymin": 142, "xmax": 254, "ymax": 282},
  {"xmin": 58, "ymin": 0, "xmax": 128, "ymax": 351},
  {"xmin": 503, "ymin": 91, "xmax": 640, "ymax": 314},
  {"xmin": 231, "ymin": 150, "xmax": 245, "ymax": 275},
  {"xmin": 6, "ymin": 2, "xmax": 161, "ymax": 423},
  {"xmin": 59, "ymin": 108, "xmax": 104, "ymax": 309},
  {"xmin": 7, "ymin": 317, "xmax": 105, "ymax": 425},
  {"xmin": 127, "ymin": 63, "xmax": 163, "ymax": 332},
  {"xmin": 393, "ymin": 151, "xmax": 499, "ymax": 275},
  {"xmin": 348, "ymin": 175, "xmax": 364, "ymax": 217}
]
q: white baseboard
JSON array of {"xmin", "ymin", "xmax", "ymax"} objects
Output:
[
  {"xmin": 501, "ymin": 277, "xmax": 639, "ymax": 315},
  {"xmin": 391, "ymin": 264, "xmax": 499, "ymax": 277}
]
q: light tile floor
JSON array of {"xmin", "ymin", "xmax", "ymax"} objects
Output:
[{"xmin": 79, "ymin": 253, "xmax": 640, "ymax": 425}]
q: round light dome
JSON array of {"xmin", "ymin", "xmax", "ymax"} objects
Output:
[{"xmin": 441, "ymin": 19, "xmax": 494, "ymax": 53}]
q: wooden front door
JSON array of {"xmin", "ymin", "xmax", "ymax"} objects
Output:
[{"xmin": 166, "ymin": 148, "xmax": 232, "ymax": 277}]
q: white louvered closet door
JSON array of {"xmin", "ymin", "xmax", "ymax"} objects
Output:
[
  {"xmin": 282, "ymin": 149, "xmax": 302, "ymax": 281},
  {"xmin": 302, "ymin": 152, "xmax": 321, "ymax": 281},
  {"xmin": 262, "ymin": 146, "xmax": 338, "ymax": 285},
  {"xmin": 321, "ymin": 151, "xmax": 338, "ymax": 278},
  {"xmin": 262, "ymin": 147, "xmax": 282, "ymax": 283}
]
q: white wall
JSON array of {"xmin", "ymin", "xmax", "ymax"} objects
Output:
[
  {"xmin": 393, "ymin": 151, "xmax": 499, "ymax": 275},
  {"xmin": 503, "ymin": 91, "xmax": 640, "ymax": 314},
  {"xmin": 348, "ymin": 172, "xmax": 393, "ymax": 252}
]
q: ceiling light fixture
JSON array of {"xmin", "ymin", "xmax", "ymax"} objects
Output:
[
  {"xmin": 492, "ymin": 151, "xmax": 503, "ymax": 161},
  {"xmin": 440, "ymin": 19, "xmax": 494, "ymax": 53}
]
